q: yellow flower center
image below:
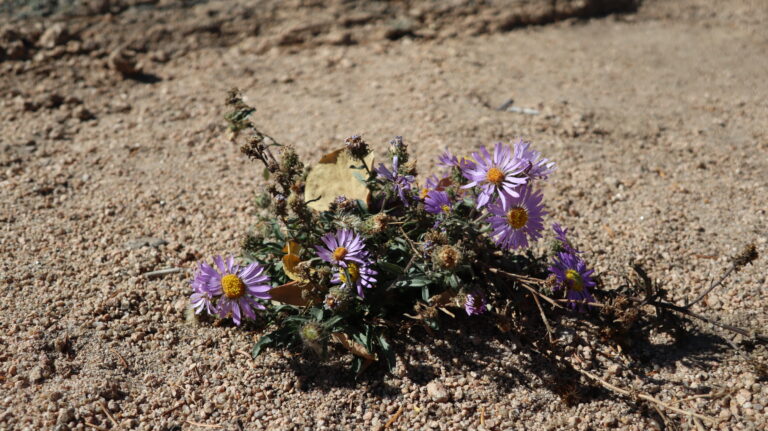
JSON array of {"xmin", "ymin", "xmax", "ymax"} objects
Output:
[
  {"xmin": 333, "ymin": 247, "xmax": 348, "ymax": 261},
  {"xmin": 505, "ymin": 207, "xmax": 528, "ymax": 229},
  {"xmin": 441, "ymin": 205, "xmax": 451, "ymax": 213},
  {"xmin": 486, "ymin": 167, "xmax": 505, "ymax": 185},
  {"xmin": 420, "ymin": 188, "xmax": 429, "ymax": 199},
  {"xmin": 565, "ymin": 269, "xmax": 585, "ymax": 292},
  {"xmin": 339, "ymin": 263, "xmax": 360, "ymax": 284},
  {"xmin": 221, "ymin": 274, "xmax": 246, "ymax": 299}
]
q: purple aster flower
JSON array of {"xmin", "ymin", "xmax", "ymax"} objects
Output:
[
  {"xmin": 513, "ymin": 139, "xmax": 556, "ymax": 181},
  {"xmin": 552, "ymin": 223, "xmax": 581, "ymax": 254},
  {"xmin": 487, "ymin": 185, "xmax": 547, "ymax": 250},
  {"xmin": 464, "ymin": 290, "xmax": 487, "ymax": 316},
  {"xmin": 438, "ymin": 150, "xmax": 476, "ymax": 171},
  {"xmin": 190, "ymin": 265, "xmax": 215, "ymax": 315},
  {"xmin": 331, "ymin": 262, "xmax": 378, "ymax": 297},
  {"xmin": 190, "ymin": 255, "xmax": 272, "ymax": 326},
  {"xmin": 548, "ymin": 252, "xmax": 596, "ymax": 312},
  {"xmin": 424, "ymin": 190, "xmax": 452, "ymax": 215},
  {"xmin": 375, "ymin": 156, "xmax": 415, "ymax": 206},
  {"xmin": 461, "ymin": 142, "xmax": 527, "ymax": 208},
  {"xmin": 315, "ymin": 229, "xmax": 369, "ymax": 268}
]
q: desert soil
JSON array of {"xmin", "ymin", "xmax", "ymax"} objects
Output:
[{"xmin": 1, "ymin": 0, "xmax": 767, "ymax": 430}]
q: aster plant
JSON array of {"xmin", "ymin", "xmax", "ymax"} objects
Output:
[{"xmin": 188, "ymin": 89, "xmax": 717, "ymax": 377}]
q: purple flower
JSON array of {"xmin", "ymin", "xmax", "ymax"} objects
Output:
[
  {"xmin": 190, "ymin": 256, "xmax": 272, "ymax": 326},
  {"xmin": 418, "ymin": 174, "xmax": 445, "ymax": 200},
  {"xmin": 487, "ymin": 185, "xmax": 546, "ymax": 250},
  {"xmin": 315, "ymin": 229, "xmax": 369, "ymax": 268},
  {"xmin": 376, "ymin": 156, "xmax": 415, "ymax": 206},
  {"xmin": 424, "ymin": 190, "xmax": 452, "ymax": 215},
  {"xmin": 513, "ymin": 139, "xmax": 556, "ymax": 181},
  {"xmin": 464, "ymin": 290, "xmax": 487, "ymax": 316},
  {"xmin": 461, "ymin": 142, "xmax": 527, "ymax": 208},
  {"xmin": 438, "ymin": 150, "xmax": 476, "ymax": 171},
  {"xmin": 548, "ymin": 252, "xmax": 596, "ymax": 311},
  {"xmin": 332, "ymin": 262, "xmax": 378, "ymax": 297},
  {"xmin": 552, "ymin": 223, "xmax": 581, "ymax": 254}
]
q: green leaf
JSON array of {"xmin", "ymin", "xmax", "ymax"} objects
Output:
[
  {"xmin": 377, "ymin": 334, "xmax": 396, "ymax": 371},
  {"xmin": 251, "ymin": 333, "xmax": 274, "ymax": 358},
  {"xmin": 324, "ymin": 315, "xmax": 345, "ymax": 330},
  {"xmin": 378, "ymin": 261, "xmax": 404, "ymax": 275},
  {"xmin": 409, "ymin": 278, "xmax": 429, "ymax": 287},
  {"xmin": 262, "ymin": 167, "xmax": 270, "ymax": 180},
  {"xmin": 310, "ymin": 307, "xmax": 324, "ymax": 322},
  {"xmin": 421, "ymin": 285, "xmax": 430, "ymax": 302},
  {"xmin": 447, "ymin": 274, "xmax": 460, "ymax": 289}
]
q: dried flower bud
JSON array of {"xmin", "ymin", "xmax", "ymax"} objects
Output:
[
  {"xmin": 300, "ymin": 322, "xmax": 325, "ymax": 355},
  {"xmin": 432, "ymin": 245, "xmax": 462, "ymax": 270},
  {"xmin": 365, "ymin": 213, "xmax": 391, "ymax": 234},
  {"xmin": 345, "ymin": 135, "xmax": 370, "ymax": 160},
  {"xmin": 273, "ymin": 193, "xmax": 287, "ymax": 217},
  {"xmin": 329, "ymin": 196, "xmax": 356, "ymax": 213},
  {"xmin": 335, "ymin": 214, "xmax": 364, "ymax": 232},
  {"xmin": 324, "ymin": 286, "xmax": 354, "ymax": 311},
  {"xmin": 254, "ymin": 192, "xmax": 272, "ymax": 209},
  {"xmin": 733, "ymin": 243, "xmax": 758, "ymax": 269},
  {"xmin": 388, "ymin": 136, "xmax": 408, "ymax": 164},
  {"xmin": 424, "ymin": 230, "xmax": 449, "ymax": 246}
]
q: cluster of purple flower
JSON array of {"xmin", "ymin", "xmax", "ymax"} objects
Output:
[
  {"xmin": 190, "ymin": 137, "xmax": 595, "ymax": 326},
  {"xmin": 315, "ymin": 229, "xmax": 378, "ymax": 298},
  {"xmin": 548, "ymin": 224, "xmax": 596, "ymax": 311}
]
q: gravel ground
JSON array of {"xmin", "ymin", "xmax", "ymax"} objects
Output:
[{"xmin": 1, "ymin": 0, "xmax": 767, "ymax": 430}]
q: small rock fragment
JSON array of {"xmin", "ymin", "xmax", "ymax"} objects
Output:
[
  {"xmin": 426, "ymin": 381, "xmax": 450, "ymax": 403},
  {"xmin": 39, "ymin": 24, "xmax": 70, "ymax": 49},
  {"xmin": 108, "ymin": 47, "xmax": 141, "ymax": 77},
  {"xmin": 73, "ymin": 106, "xmax": 95, "ymax": 121}
]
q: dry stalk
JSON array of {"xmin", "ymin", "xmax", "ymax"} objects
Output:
[
  {"xmin": 575, "ymin": 368, "xmax": 716, "ymax": 423},
  {"xmin": 185, "ymin": 420, "xmax": 223, "ymax": 429},
  {"xmin": 99, "ymin": 401, "xmax": 120, "ymax": 429}
]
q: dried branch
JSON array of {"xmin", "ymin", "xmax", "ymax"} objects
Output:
[{"xmin": 575, "ymin": 368, "xmax": 716, "ymax": 423}]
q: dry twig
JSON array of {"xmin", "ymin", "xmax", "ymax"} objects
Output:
[
  {"xmin": 575, "ymin": 368, "xmax": 716, "ymax": 423},
  {"xmin": 99, "ymin": 401, "xmax": 120, "ymax": 429},
  {"xmin": 384, "ymin": 406, "xmax": 403, "ymax": 429},
  {"xmin": 109, "ymin": 347, "xmax": 129, "ymax": 369},
  {"xmin": 186, "ymin": 420, "xmax": 223, "ymax": 429}
]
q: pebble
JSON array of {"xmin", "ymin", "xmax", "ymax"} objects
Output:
[{"xmin": 426, "ymin": 381, "xmax": 450, "ymax": 403}]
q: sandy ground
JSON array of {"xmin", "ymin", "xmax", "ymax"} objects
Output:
[{"xmin": 1, "ymin": 0, "xmax": 767, "ymax": 430}]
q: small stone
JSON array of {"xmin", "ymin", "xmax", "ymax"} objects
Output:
[
  {"xmin": 108, "ymin": 48, "xmax": 141, "ymax": 77},
  {"xmin": 735, "ymin": 389, "xmax": 752, "ymax": 406},
  {"xmin": 39, "ymin": 24, "xmax": 70, "ymax": 49},
  {"xmin": 56, "ymin": 407, "xmax": 76, "ymax": 425},
  {"xmin": 718, "ymin": 408, "xmax": 732, "ymax": 421},
  {"xmin": 29, "ymin": 366, "xmax": 44, "ymax": 383},
  {"xmin": 426, "ymin": 381, "xmax": 449, "ymax": 403},
  {"xmin": 4, "ymin": 40, "xmax": 28, "ymax": 60},
  {"xmin": 73, "ymin": 106, "xmax": 95, "ymax": 121}
]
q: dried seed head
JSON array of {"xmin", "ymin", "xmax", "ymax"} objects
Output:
[
  {"xmin": 365, "ymin": 213, "xmax": 391, "ymax": 235},
  {"xmin": 345, "ymin": 135, "xmax": 370, "ymax": 160},
  {"xmin": 300, "ymin": 322, "xmax": 325, "ymax": 355},
  {"xmin": 424, "ymin": 229, "xmax": 449, "ymax": 246},
  {"xmin": 329, "ymin": 196, "xmax": 356, "ymax": 213},
  {"xmin": 324, "ymin": 286, "xmax": 354, "ymax": 311},
  {"xmin": 733, "ymin": 243, "xmax": 758, "ymax": 269},
  {"xmin": 388, "ymin": 136, "xmax": 408, "ymax": 164},
  {"xmin": 334, "ymin": 214, "xmax": 364, "ymax": 232},
  {"xmin": 433, "ymin": 245, "xmax": 462, "ymax": 270}
]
